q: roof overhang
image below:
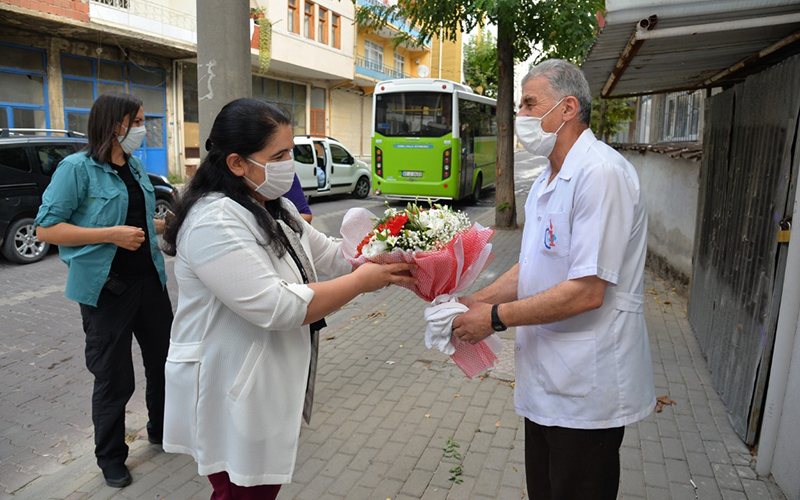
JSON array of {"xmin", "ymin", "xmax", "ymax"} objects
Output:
[{"xmin": 582, "ymin": 0, "xmax": 800, "ymax": 98}]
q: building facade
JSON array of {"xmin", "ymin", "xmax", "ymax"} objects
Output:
[
  {"xmin": 0, "ymin": 0, "xmax": 195, "ymax": 176},
  {"xmin": 1, "ymin": 0, "xmax": 463, "ymax": 175}
]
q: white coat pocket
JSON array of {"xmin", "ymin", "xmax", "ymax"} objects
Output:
[
  {"xmin": 538, "ymin": 212, "xmax": 570, "ymax": 259},
  {"xmin": 536, "ymin": 327, "xmax": 597, "ymax": 397},
  {"xmin": 164, "ymin": 342, "xmax": 202, "ymax": 450}
]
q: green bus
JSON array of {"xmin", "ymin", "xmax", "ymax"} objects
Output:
[{"xmin": 372, "ymin": 79, "xmax": 498, "ymax": 203}]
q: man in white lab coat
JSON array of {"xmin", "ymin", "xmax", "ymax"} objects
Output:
[{"xmin": 453, "ymin": 59, "xmax": 656, "ymax": 500}]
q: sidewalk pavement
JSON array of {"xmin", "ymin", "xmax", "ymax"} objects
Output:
[{"xmin": 9, "ymin": 197, "xmax": 789, "ymax": 500}]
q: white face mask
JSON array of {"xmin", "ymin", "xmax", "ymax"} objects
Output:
[
  {"xmin": 515, "ymin": 97, "xmax": 566, "ymax": 157},
  {"xmin": 244, "ymin": 157, "xmax": 296, "ymax": 200},
  {"xmin": 118, "ymin": 125, "xmax": 147, "ymax": 154}
]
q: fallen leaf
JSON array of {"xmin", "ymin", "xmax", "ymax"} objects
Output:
[
  {"xmin": 513, "ymin": 466, "xmax": 518, "ymax": 472},
  {"xmin": 495, "ymin": 421, "xmax": 501, "ymax": 428},
  {"xmin": 454, "ymin": 394, "xmax": 460, "ymax": 398},
  {"xmin": 663, "ymin": 301, "xmax": 671, "ymax": 305},
  {"xmin": 367, "ymin": 311, "xmax": 387, "ymax": 319},
  {"xmin": 324, "ymin": 336, "xmax": 336, "ymax": 341},
  {"xmin": 654, "ymin": 395, "xmax": 677, "ymax": 413},
  {"xmin": 399, "ymin": 344, "xmax": 404, "ymax": 348},
  {"xmin": 424, "ymin": 414, "xmax": 431, "ymax": 418}
]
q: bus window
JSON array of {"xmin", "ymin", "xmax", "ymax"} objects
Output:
[{"xmin": 375, "ymin": 92, "xmax": 453, "ymax": 138}]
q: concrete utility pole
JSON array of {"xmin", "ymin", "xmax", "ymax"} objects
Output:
[{"xmin": 196, "ymin": 0, "xmax": 252, "ymax": 158}]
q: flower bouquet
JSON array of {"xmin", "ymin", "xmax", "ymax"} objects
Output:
[{"xmin": 340, "ymin": 203, "xmax": 501, "ymax": 378}]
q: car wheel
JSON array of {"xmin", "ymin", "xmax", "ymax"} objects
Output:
[
  {"xmin": 352, "ymin": 176, "xmax": 371, "ymax": 199},
  {"xmin": 470, "ymin": 174, "xmax": 483, "ymax": 205},
  {"xmin": 155, "ymin": 198, "xmax": 172, "ymax": 219},
  {"xmin": 1, "ymin": 218, "xmax": 50, "ymax": 264}
]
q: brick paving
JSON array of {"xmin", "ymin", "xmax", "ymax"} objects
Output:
[{"xmin": 1, "ymin": 194, "xmax": 789, "ymax": 500}]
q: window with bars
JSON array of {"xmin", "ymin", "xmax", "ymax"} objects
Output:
[
  {"xmin": 304, "ymin": 1, "xmax": 314, "ymax": 40},
  {"xmin": 90, "ymin": 0, "xmax": 129, "ymax": 9},
  {"xmin": 662, "ymin": 91, "xmax": 702, "ymax": 142}
]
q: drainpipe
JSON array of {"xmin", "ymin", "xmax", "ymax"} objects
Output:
[
  {"xmin": 634, "ymin": 13, "xmax": 800, "ymax": 41},
  {"xmin": 756, "ymin": 179, "xmax": 800, "ymax": 477},
  {"xmin": 172, "ymin": 57, "xmax": 196, "ymax": 179}
]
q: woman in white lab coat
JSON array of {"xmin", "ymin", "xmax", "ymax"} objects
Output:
[{"xmin": 161, "ymin": 98, "xmax": 414, "ymax": 500}]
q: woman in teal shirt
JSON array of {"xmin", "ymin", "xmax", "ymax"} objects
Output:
[{"xmin": 35, "ymin": 92, "xmax": 172, "ymax": 489}]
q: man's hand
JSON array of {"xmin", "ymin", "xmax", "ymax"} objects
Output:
[
  {"xmin": 458, "ymin": 294, "xmax": 478, "ymax": 308},
  {"xmin": 452, "ymin": 302, "xmax": 495, "ymax": 345}
]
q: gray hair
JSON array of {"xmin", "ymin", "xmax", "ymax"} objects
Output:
[{"xmin": 522, "ymin": 59, "xmax": 592, "ymax": 126}]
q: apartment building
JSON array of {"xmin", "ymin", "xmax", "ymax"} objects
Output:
[{"xmin": 0, "ymin": 0, "xmax": 461, "ymax": 174}]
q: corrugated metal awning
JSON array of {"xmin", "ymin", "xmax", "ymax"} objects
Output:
[{"xmin": 582, "ymin": 0, "xmax": 800, "ymax": 98}]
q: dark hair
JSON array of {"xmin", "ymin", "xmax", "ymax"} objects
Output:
[
  {"xmin": 162, "ymin": 98, "xmax": 302, "ymax": 258},
  {"xmin": 85, "ymin": 92, "xmax": 143, "ymax": 164}
]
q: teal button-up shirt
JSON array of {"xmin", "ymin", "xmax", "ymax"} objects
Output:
[{"xmin": 35, "ymin": 152, "xmax": 168, "ymax": 306}]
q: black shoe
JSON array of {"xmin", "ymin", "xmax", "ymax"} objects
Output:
[
  {"xmin": 102, "ymin": 463, "xmax": 132, "ymax": 488},
  {"xmin": 147, "ymin": 434, "xmax": 162, "ymax": 445}
]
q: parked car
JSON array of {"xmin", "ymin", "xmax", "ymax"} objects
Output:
[
  {"xmin": 0, "ymin": 129, "xmax": 178, "ymax": 264},
  {"xmin": 293, "ymin": 135, "xmax": 371, "ymax": 201}
]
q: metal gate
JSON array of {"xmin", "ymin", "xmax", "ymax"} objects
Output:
[{"xmin": 689, "ymin": 54, "xmax": 800, "ymax": 444}]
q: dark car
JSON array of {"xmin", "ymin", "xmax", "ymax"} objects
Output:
[{"xmin": 0, "ymin": 128, "xmax": 178, "ymax": 264}]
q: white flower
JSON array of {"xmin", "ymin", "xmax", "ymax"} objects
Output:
[{"xmin": 362, "ymin": 239, "xmax": 388, "ymax": 257}]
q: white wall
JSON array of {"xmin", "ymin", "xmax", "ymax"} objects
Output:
[
  {"xmin": 771, "ymin": 318, "xmax": 800, "ymax": 500},
  {"xmin": 619, "ymin": 150, "xmax": 700, "ymax": 279},
  {"xmin": 330, "ymin": 89, "xmax": 372, "ymax": 158}
]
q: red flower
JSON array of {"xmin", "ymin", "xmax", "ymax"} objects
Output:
[
  {"xmin": 382, "ymin": 214, "xmax": 408, "ymax": 236},
  {"xmin": 355, "ymin": 213, "xmax": 409, "ymax": 257}
]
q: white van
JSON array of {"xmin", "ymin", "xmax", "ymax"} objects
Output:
[{"xmin": 293, "ymin": 136, "xmax": 372, "ymax": 200}]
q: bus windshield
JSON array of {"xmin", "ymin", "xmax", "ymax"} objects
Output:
[{"xmin": 374, "ymin": 92, "xmax": 453, "ymax": 138}]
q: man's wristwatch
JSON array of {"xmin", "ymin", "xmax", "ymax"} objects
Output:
[{"xmin": 491, "ymin": 304, "xmax": 507, "ymax": 332}]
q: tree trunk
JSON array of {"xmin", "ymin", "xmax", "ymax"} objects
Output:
[
  {"xmin": 495, "ymin": 18, "xmax": 516, "ymax": 229},
  {"xmin": 597, "ymin": 99, "xmax": 608, "ymax": 142}
]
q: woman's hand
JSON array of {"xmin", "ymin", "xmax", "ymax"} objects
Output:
[
  {"xmin": 352, "ymin": 262, "xmax": 417, "ymax": 293},
  {"xmin": 153, "ymin": 218, "xmax": 166, "ymax": 235},
  {"xmin": 107, "ymin": 225, "xmax": 145, "ymax": 251}
]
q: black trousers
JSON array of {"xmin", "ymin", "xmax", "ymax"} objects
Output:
[
  {"xmin": 525, "ymin": 418, "xmax": 625, "ymax": 500},
  {"xmin": 79, "ymin": 275, "xmax": 172, "ymax": 469}
]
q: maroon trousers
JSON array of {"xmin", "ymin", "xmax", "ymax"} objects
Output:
[{"xmin": 208, "ymin": 471, "xmax": 281, "ymax": 500}]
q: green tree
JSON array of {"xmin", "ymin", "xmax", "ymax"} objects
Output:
[
  {"xmin": 356, "ymin": 0, "xmax": 603, "ymax": 228},
  {"xmin": 590, "ymin": 97, "xmax": 636, "ymax": 142},
  {"xmin": 464, "ymin": 32, "xmax": 498, "ymax": 98}
]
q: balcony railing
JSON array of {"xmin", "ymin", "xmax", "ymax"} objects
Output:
[
  {"xmin": 356, "ymin": 56, "xmax": 410, "ymax": 80},
  {"xmin": 89, "ymin": 0, "xmax": 196, "ymax": 32}
]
